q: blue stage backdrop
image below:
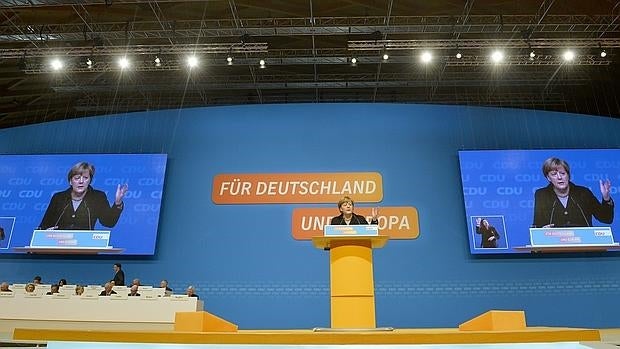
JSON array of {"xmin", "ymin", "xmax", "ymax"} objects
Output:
[{"xmin": 0, "ymin": 103, "xmax": 620, "ymax": 330}]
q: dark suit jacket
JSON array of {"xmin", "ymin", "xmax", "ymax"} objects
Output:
[
  {"xmin": 99, "ymin": 290, "xmax": 117, "ymax": 296},
  {"xmin": 38, "ymin": 186, "xmax": 123, "ymax": 230},
  {"xmin": 113, "ymin": 270, "xmax": 125, "ymax": 286},
  {"xmin": 533, "ymin": 182, "xmax": 614, "ymax": 228},
  {"xmin": 330, "ymin": 213, "xmax": 378, "ymax": 225}
]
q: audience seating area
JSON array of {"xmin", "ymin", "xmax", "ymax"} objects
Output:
[{"xmin": 0, "ymin": 283, "xmax": 203, "ymax": 335}]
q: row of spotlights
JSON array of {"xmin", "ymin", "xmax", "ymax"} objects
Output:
[
  {"xmin": 47, "ymin": 55, "xmax": 268, "ymax": 70},
  {"xmin": 45, "ymin": 49, "xmax": 609, "ymax": 71},
  {"xmin": 359, "ymin": 49, "xmax": 606, "ymax": 65}
]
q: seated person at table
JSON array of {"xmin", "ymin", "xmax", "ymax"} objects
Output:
[
  {"xmin": 0, "ymin": 282, "xmax": 11, "ymax": 292},
  {"xmin": 128, "ymin": 285, "xmax": 140, "ymax": 297},
  {"xmin": 186, "ymin": 285, "xmax": 199, "ymax": 299},
  {"xmin": 160, "ymin": 279, "xmax": 173, "ymax": 296},
  {"xmin": 99, "ymin": 282, "xmax": 117, "ymax": 296},
  {"xmin": 46, "ymin": 284, "xmax": 60, "ymax": 296},
  {"xmin": 24, "ymin": 283, "xmax": 36, "ymax": 293},
  {"xmin": 46, "ymin": 284, "xmax": 60, "ymax": 295},
  {"xmin": 74, "ymin": 285, "xmax": 85, "ymax": 296}
]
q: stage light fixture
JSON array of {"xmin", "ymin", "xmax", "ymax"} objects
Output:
[
  {"xmin": 351, "ymin": 57, "xmax": 357, "ymax": 65},
  {"xmin": 420, "ymin": 51, "xmax": 432, "ymax": 64},
  {"xmin": 491, "ymin": 50, "xmax": 504, "ymax": 63},
  {"xmin": 50, "ymin": 58, "xmax": 63, "ymax": 71},
  {"xmin": 382, "ymin": 53, "xmax": 389, "ymax": 60},
  {"xmin": 227, "ymin": 56, "xmax": 233, "ymax": 65},
  {"xmin": 154, "ymin": 56, "xmax": 161, "ymax": 67},
  {"xmin": 118, "ymin": 57, "xmax": 130, "ymax": 69},
  {"xmin": 601, "ymin": 50, "xmax": 607, "ymax": 58},
  {"xmin": 259, "ymin": 59, "xmax": 266, "ymax": 68},
  {"xmin": 86, "ymin": 58, "xmax": 93, "ymax": 68},
  {"xmin": 529, "ymin": 51, "xmax": 536, "ymax": 58},
  {"xmin": 456, "ymin": 52, "xmax": 462, "ymax": 59},
  {"xmin": 186, "ymin": 55, "xmax": 198, "ymax": 68},
  {"xmin": 562, "ymin": 50, "xmax": 575, "ymax": 62}
]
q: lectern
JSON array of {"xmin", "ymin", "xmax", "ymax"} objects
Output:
[{"xmin": 312, "ymin": 235, "xmax": 388, "ymax": 329}]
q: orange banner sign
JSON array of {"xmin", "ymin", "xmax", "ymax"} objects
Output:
[
  {"xmin": 212, "ymin": 172, "xmax": 383, "ymax": 204},
  {"xmin": 291, "ymin": 206, "xmax": 419, "ymax": 240}
]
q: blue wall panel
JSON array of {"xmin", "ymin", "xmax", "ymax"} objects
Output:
[{"xmin": 1, "ymin": 103, "xmax": 620, "ymax": 329}]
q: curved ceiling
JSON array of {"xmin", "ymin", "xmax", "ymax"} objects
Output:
[{"xmin": 0, "ymin": 0, "xmax": 619, "ymax": 128}]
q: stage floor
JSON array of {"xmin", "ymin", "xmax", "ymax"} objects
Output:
[{"xmin": 12, "ymin": 327, "xmax": 603, "ymax": 345}]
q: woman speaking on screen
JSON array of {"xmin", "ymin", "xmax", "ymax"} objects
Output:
[
  {"xmin": 532, "ymin": 157, "xmax": 614, "ymax": 228},
  {"xmin": 38, "ymin": 162, "xmax": 128, "ymax": 230}
]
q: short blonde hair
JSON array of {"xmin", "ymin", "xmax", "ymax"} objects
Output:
[
  {"xmin": 337, "ymin": 196, "xmax": 354, "ymax": 209},
  {"xmin": 542, "ymin": 157, "xmax": 570, "ymax": 178},
  {"xmin": 67, "ymin": 162, "xmax": 95, "ymax": 182}
]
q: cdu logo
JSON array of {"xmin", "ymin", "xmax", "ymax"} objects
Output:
[
  {"xmin": 8, "ymin": 178, "xmax": 31, "ymax": 185},
  {"xmin": 138, "ymin": 178, "xmax": 164, "ymax": 186},
  {"xmin": 479, "ymin": 174, "xmax": 505, "ymax": 182},
  {"xmin": 496, "ymin": 187, "xmax": 523, "ymax": 195},
  {"xmin": 18, "ymin": 190, "xmax": 43, "ymax": 198},
  {"xmin": 514, "ymin": 174, "xmax": 540, "ymax": 182},
  {"xmin": 124, "ymin": 190, "xmax": 142, "ymax": 199},
  {"xmin": 482, "ymin": 200, "xmax": 509, "ymax": 208},
  {"xmin": 40, "ymin": 178, "xmax": 66, "ymax": 186},
  {"xmin": 463, "ymin": 187, "xmax": 487, "ymax": 196}
]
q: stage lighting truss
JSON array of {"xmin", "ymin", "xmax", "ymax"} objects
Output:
[
  {"xmin": 347, "ymin": 38, "xmax": 620, "ymax": 65},
  {"xmin": 3, "ymin": 38, "xmax": 617, "ymax": 74},
  {"xmin": 0, "ymin": 42, "xmax": 268, "ymax": 73}
]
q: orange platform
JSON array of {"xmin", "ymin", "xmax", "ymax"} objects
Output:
[{"xmin": 13, "ymin": 326, "xmax": 601, "ymax": 345}]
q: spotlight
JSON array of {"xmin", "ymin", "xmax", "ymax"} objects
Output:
[
  {"xmin": 118, "ymin": 57, "xmax": 130, "ymax": 69},
  {"xmin": 154, "ymin": 56, "xmax": 161, "ymax": 67},
  {"xmin": 420, "ymin": 51, "xmax": 432, "ymax": 64},
  {"xmin": 227, "ymin": 56, "xmax": 233, "ymax": 65},
  {"xmin": 259, "ymin": 59, "xmax": 266, "ymax": 68},
  {"xmin": 50, "ymin": 58, "xmax": 63, "ymax": 71},
  {"xmin": 491, "ymin": 50, "xmax": 504, "ymax": 63},
  {"xmin": 186, "ymin": 55, "xmax": 198, "ymax": 68},
  {"xmin": 601, "ymin": 50, "xmax": 607, "ymax": 58},
  {"xmin": 351, "ymin": 57, "xmax": 357, "ymax": 64},
  {"xmin": 382, "ymin": 53, "xmax": 389, "ymax": 60},
  {"xmin": 562, "ymin": 50, "xmax": 575, "ymax": 62},
  {"xmin": 529, "ymin": 51, "xmax": 536, "ymax": 58},
  {"xmin": 86, "ymin": 58, "xmax": 93, "ymax": 68},
  {"xmin": 456, "ymin": 52, "xmax": 462, "ymax": 59}
]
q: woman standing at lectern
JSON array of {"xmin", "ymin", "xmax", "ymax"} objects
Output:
[
  {"xmin": 38, "ymin": 162, "xmax": 128, "ymax": 230},
  {"xmin": 330, "ymin": 196, "xmax": 379, "ymax": 225}
]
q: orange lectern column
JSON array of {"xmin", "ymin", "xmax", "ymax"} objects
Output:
[{"xmin": 313, "ymin": 236, "xmax": 388, "ymax": 329}]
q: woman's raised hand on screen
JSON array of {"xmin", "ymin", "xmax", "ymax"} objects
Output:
[
  {"xmin": 115, "ymin": 183, "xmax": 129, "ymax": 205},
  {"xmin": 600, "ymin": 179, "xmax": 612, "ymax": 201}
]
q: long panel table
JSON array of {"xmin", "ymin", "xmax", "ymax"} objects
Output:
[{"xmin": 0, "ymin": 293, "xmax": 203, "ymax": 334}]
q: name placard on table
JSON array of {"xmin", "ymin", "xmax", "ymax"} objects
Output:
[
  {"xmin": 323, "ymin": 224, "xmax": 379, "ymax": 237},
  {"xmin": 29, "ymin": 229, "xmax": 112, "ymax": 249},
  {"xmin": 529, "ymin": 226, "xmax": 617, "ymax": 247}
]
